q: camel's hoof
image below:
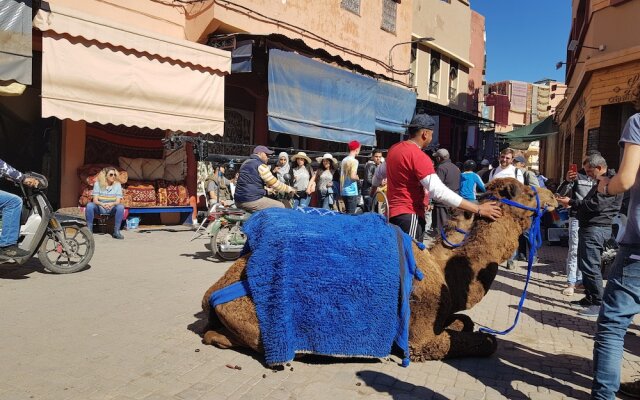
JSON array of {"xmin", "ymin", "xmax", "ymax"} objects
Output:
[{"xmin": 477, "ymin": 333, "xmax": 498, "ymax": 357}]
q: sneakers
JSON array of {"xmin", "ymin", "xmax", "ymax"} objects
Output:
[
  {"xmin": 562, "ymin": 285, "xmax": 575, "ymax": 296},
  {"xmin": 619, "ymin": 380, "xmax": 640, "ymax": 398},
  {"xmin": 112, "ymin": 232, "xmax": 124, "ymax": 240},
  {"xmin": 0, "ymin": 245, "xmax": 30, "ymax": 258},
  {"xmin": 570, "ymin": 297, "xmax": 593, "ymax": 307},
  {"xmin": 578, "ymin": 304, "xmax": 601, "ymax": 317}
]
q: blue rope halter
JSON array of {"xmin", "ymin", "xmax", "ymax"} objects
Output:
[
  {"xmin": 440, "ymin": 227, "xmax": 469, "ymax": 248},
  {"xmin": 479, "ymin": 185, "xmax": 547, "ymax": 335}
]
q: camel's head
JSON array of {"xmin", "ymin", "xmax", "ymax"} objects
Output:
[{"xmin": 485, "ymin": 178, "xmax": 558, "ymax": 213}]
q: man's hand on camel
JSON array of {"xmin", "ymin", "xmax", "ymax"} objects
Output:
[
  {"xmin": 478, "ymin": 201, "xmax": 502, "ymax": 220},
  {"xmin": 22, "ymin": 177, "xmax": 39, "ymax": 187}
]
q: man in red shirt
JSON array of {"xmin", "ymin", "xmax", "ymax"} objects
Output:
[{"xmin": 386, "ymin": 114, "xmax": 502, "ymax": 241}]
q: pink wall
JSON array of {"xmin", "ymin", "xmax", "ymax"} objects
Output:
[{"xmin": 468, "ymin": 11, "xmax": 486, "ymax": 114}]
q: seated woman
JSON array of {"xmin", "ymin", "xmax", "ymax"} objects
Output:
[
  {"xmin": 205, "ymin": 164, "xmax": 233, "ymax": 206},
  {"xmin": 85, "ymin": 167, "xmax": 125, "ymax": 239}
]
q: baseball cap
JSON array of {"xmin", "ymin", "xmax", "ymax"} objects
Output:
[
  {"xmin": 408, "ymin": 113, "xmax": 436, "ymax": 131},
  {"xmin": 253, "ymin": 145, "xmax": 274, "ymax": 155},
  {"xmin": 514, "ymin": 155, "xmax": 526, "ymax": 164},
  {"xmin": 348, "ymin": 140, "xmax": 361, "ymax": 151},
  {"xmin": 434, "ymin": 149, "xmax": 450, "ymax": 159},
  {"xmin": 480, "ymin": 159, "xmax": 490, "ymax": 166}
]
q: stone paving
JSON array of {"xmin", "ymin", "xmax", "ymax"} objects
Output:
[{"xmin": 1, "ymin": 226, "xmax": 639, "ymax": 400}]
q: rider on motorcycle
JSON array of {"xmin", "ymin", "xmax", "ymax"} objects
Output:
[
  {"xmin": 234, "ymin": 146, "xmax": 296, "ymax": 212},
  {"xmin": 0, "ymin": 158, "xmax": 40, "ymax": 258}
]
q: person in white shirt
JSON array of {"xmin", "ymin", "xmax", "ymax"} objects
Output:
[{"xmin": 489, "ymin": 148, "xmax": 525, "ymax": 183}]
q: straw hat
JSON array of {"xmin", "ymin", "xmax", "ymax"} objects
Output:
[
  {"xmin": 291, "ymin": 151, "xmax": 312, "ymax": 164},
  {"xmin": 316, "ymin": 153, "xmax": 338, "ymax": 167}
]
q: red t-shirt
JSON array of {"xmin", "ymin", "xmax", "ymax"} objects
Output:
[{"xmin": 386, "ymin": 141, "xmax": 436, "ymax": 218}]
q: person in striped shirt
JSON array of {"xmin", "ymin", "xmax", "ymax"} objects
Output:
[
  {"xmin": 85, "ymin": 166, "xmax": 125, "ymax": 239},
  {"xmin": 234, "ymin": 146, "xmax": 296, "ymax": 212}
]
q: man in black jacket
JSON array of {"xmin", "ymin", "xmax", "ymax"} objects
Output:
[
  {"xmin": 556, "ymin": 153, "xmax": 623, "ymax": 317},
  {"xmin": 362, "ymin": 149, "xmax": 382, "ymax": 212},
  {"xmin": 432, "ymin": 148, "xmax": 460, "ymax": 234},
  {"xmin": 555, "ymin": 152, "xmax": 598, "ymax": 296}
]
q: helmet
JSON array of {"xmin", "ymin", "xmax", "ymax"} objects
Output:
[{"xmin": 463, "ymin": 160, "xmax": 476, "ymax": 171}]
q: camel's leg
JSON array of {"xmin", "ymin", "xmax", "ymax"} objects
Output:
[
  {"xmin": 410, "ymin": 330, "xmax": 497, "ymax": 361},
  {"xmin": 444, "ymin": 314, "xmax": 474, "ymax": 332},
  {"xmin": 203, "ymin": 326, "xmax": 241, "ymax": 349}
]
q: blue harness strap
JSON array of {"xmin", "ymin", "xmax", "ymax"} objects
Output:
[
  {"xmin": 209, "ymin": 280, "xmax": 251, "ymax": 308},
  {"xmin": 480, "ymin": 186, "xmax": 547, "ymax": 335},
  {"xmin": 440, "ymin": 227, "xmax": 469, "ymax": 248}
]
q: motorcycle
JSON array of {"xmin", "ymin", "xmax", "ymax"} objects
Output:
[
  {"xmin": 207, "ymin": 204, "xmax": 250, "ymax": 261},
  {"xmin": 0, "ymin": 172, "xmax": 95, "ymax": 273}
]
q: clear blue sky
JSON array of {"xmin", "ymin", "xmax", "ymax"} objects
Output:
[{"xmin": 471, "ymin": 0, "xmax": 572, "ymax": 84}]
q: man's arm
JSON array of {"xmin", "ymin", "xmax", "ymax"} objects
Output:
[
  {"xmin": 475, "ymin": 174, "xmax": 486, "ymax": 192},
  {"xmin": 258, "ymin": 164, "xmax": 294, "ymax": 194},
  {"xmin": 0, "ymin": 158, "xmax": 23, "ymax": 182},
  {"xmin": 420, "ymin": 174, "xmax": 501, "ymax": 219},
  {"xmin": 598, "ymin": 142, "xmax": 640, "ymax": 195}
]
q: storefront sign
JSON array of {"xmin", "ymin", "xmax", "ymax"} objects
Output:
[{"xmin": 608, "ymin": 73, "xmax": 640, "ymax": 104}]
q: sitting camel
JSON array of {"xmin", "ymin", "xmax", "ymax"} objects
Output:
[{"xmin": 200, "ymin": 178, "xmax": 557, "ymax": 361}]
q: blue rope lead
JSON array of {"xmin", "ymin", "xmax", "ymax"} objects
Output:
[
  {"xmin": 480, "ymin": 186, "xmax": 547, "ymax": 335},
  {"xmin": 440, "ymin": 227, "xmax": 469, "ymax": 248}
]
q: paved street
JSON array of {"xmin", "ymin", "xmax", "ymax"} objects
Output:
[{"xmin": 1, "ymin": 227, "xmax": 639, "ymax": 400}]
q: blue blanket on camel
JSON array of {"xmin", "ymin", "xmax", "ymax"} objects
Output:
[{"xmin": 210, "ymin": 207, "xmax": 423, "ymax": 366}]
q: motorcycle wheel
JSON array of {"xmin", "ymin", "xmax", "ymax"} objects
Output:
[
  {"xmin": 210, "ymin": 224, "xmax": 245, "ymax": 261},
  {"xmin": 37, "ymin": 226, "xmax": 95, "ymax": 274}
]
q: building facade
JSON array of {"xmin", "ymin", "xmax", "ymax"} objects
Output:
[
  {"xmin": 410, "ymin": 0, "xmax": 492, "ymax": 162},
  {"xmin": 548, "ymin": 0, "xmax": 640, "ymax": 182}
]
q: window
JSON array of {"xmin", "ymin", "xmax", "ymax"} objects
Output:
[
  {"xmin": 429, "ymin": 52, "xmax": 441, "ymax": 95},
  {"xmin": 448, "ymin": 61, "xmax": 458, "ymax": 100},
  {"xmin": 341, "ymin": 0, "xmax": 360, "ymax": 15},
  {"xmin": 409, "ymin": 42, "xmax": 418, "ymax": 87},
  {"xmin": 381, "ymin": 0, "xmax": 397, "ymax": 33}
]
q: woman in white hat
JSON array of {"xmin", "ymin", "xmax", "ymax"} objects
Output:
[
  {"xmin": 310, "ymin": 153, "xmax": 339, "ymax": 210},
  {"xmin": 290, "ymin": 152, "xmax": 314, "ymax": 208}
]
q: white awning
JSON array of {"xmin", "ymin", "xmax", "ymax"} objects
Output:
[{"xmin": 33, "ymin": 5, "xmax": 231, "ymax": 134}]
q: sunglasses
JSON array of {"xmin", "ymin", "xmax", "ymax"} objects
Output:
[{"xmin": 107, "ymin": 173, "xmax": 117, "ymax": 177}]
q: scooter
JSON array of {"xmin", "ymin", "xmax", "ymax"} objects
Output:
[
  {"xmin": 0, "ymin": 173, "xmax": 95, "ymax": 273},
  {"xmin": 207, "ymin": 204, "xmax": 251, "ymax": 261}
]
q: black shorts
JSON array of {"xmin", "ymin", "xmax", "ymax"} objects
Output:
[{"xmin": 389, "ymin": 213, "xmax": 425, "ymax": 242}]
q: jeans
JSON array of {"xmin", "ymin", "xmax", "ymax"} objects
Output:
[
  {"xmin": 577, "ymin": 225, "xmax": 611, "ymax": 305},
  {"xmin": 318, "ymin": 189, "xmax": 334, "ymax": 210},
  {"xmin": 0, "ymin": 190, "xmax": 22, "ymax": 247},
  {"xmin": 292, "ymin": 192, "xmax": 311, "ymax": 209},
  {"xmin": 342, "ymin": 195, "xmax": 358, "ymax": 214},
  {"xmin": 592, "ymin": 245, "xmax": 640, "ymax": 399},
  {"xmin": 566, "ymin": 217, "xmax": 583, "ymax": 284},
  {"xmin": 85, "ymin": 203, "xmax": 125, "ymax": 233}
]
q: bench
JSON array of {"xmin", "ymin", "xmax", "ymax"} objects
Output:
[{"xmin": 127, "ymin": 206, "xmax": 194, "ymax": 225}]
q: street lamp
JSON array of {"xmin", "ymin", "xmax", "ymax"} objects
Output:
[
  {"xmin": 555, "ymin": 60, "xmax": 584, "ymax": 70},
  {"xmin": 388, "ymin": 37, "xmax": 435, "ymax": 71},
  {"xmin": 567, "ymin": 39, "xmax": 606, "ymax": 52}
]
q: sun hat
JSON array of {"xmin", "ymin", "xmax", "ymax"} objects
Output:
[
  {"xmin": 408, "ymin": 113, "xmax": 436, "ymax": 131},
  {"xmin": 291, "ymin": 151, "xmax": 312, "ymax": 164},
  {"xmin": 348, "ymin": 140, "xmax": 361, "ymax": 151},
  {"xmin": 253, "ymin": 145, "xmax": 274, "ymax": 155},
  {"xmin": 316, "ymin": 153, "xmax": 338, "ymax": 167}
]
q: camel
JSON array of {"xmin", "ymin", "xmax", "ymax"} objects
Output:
[{"xmin": 200, "ymin": 178, "xmax": 558, "ymax": 361}]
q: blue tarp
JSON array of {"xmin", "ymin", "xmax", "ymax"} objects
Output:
[
  {"xmin": 268, "ymin": 49, "xmax": 415, "ymax": 146},
  {"xmin": 375, "ymin": 80, "xmax": 416, "ymax": 134},
  {"xmin": 231, "ymin": 40, "xmax": 253, "ymax": 73}
]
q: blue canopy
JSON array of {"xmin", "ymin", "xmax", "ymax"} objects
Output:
[
  {"xmin": 268, "ymin": 49, "xmax": 415, "ymax": 146},
  {"xmin": 375, "ymin": 80, "xmax": 416, "ymax": 134}
]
